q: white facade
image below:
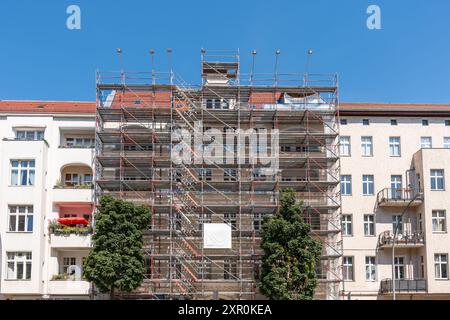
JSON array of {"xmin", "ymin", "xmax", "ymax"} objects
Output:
[
  {"xmin": 0, "ymin": 106, "xmax": 95, "ymax": 299},
  {"xmin": 340, "ymin": 111, "xmax": 450, "ymax": 300}
]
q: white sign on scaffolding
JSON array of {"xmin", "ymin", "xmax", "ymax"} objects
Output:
[{"xmin": 203, "ymin": 223, "xmax": 232, "ymax": 249}]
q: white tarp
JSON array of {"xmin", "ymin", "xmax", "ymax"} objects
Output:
[{"xmin": 203, "ymin": 223, "xmax": 232, "ymax": 249}]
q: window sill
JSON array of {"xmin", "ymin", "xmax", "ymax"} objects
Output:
[
  {"xmin": 9, "ymin": 185, "xmax": 35, "ymax": 188},
  {"xmin": 6, "ymin": 232, "xmax": 33, "ymax": 234},
  {"xmin": 4, "ymin": 279, "xmax": 32, "ymax": 282},
  {"xmin": 434, "ymin": 278, "xmax": 449, "ymax": 281}
]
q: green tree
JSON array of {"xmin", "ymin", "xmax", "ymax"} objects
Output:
[
  {"xmin": 258, "ymin": 188, "xmax": 322, "ymax": 300},
  {"xmin": 83, "ymin": 195, "xmax": 150, "ymax": 299}
]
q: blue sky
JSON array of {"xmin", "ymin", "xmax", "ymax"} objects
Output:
[{"xmin": 0, "ymin": 0, "xmax": 449, "ymax": 103}]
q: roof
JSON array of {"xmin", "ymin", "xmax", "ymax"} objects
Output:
[
  {"xmin": 1, "ymin": 100, "xmax": 450, "ymax": 116},
  {"xmin": 0, "ymin": 100, "xmax": 96, "ymax": 114},
  {"xmin": 340, "ymin": 102, "xmax": 450, "ymax": 116}
]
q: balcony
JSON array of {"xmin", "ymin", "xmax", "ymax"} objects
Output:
[
  {"xmin": 49, "ymin": 221, "xmax": 92, "ymax": 249},
  {"xmin": 378, "ymin": 230, "xmax": 425, "ymax": 249},
  {"xmin": 380, "ymin": 279, "xmax": 427, "ymax": 294},
  {"xmin": 48, "ymin": 280, "xmax": 91, "ymax": 296},
  {"xmin": 53, "ymin": 186, "xmax": 93, "ymax": 203},
  {"xmin": 377, "ymin": 188, "xmax": 423, "ymax": 208}
]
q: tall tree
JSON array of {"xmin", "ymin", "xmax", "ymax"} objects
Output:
[
  {"xmin": 259, "ymin": 188, "xmax": 322, "ymax": 300},
  {"xmin": 83, "ymin": 195, "xmax": 150, "ymax": 299}
]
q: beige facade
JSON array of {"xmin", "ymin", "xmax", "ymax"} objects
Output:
[{"xmin": 340, "ymin": 106, "xmax": 450, "ymax": 300}]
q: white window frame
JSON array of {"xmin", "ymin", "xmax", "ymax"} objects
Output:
[
  {"xmin": 394, "ymin": 256, "xmax": 405, "ymax": 280},
  {"xmin": 15, "ymin": 130, "xmax": 44, "ymax": 141},
  {"xmin": 444, "ymin": 137, "xmax": 450, "ymax": 149},
  {"xmin": 389, "ymin": 137, "xmax": 401, "ymax": 157},
  {"xmin": 6, "ymin": 252, "xmax": 32, "ymax": 280},
  {"xmin": 340, "ymin": 136, "xmax": 351, "ymax": 157},
  {"xmin": 8, "ymin": 205, "xmax": 33, "ymax": 233},
  {"xmin": 10, "ymin": 160, "xmax": 35, "ymax": 186},
  {"xmin": 365, "ymin": 256, "xmax": 377, "ymax": 281},
  {"xmin": 342, "ymin": 214, "xmax": 353, "ymax": 236},
  {"xmin": 343, "ymin": 256, "xmax": 354, "ymax": 281},
  {"xmin": 361, "ymin": 136, "xmax": 373, "ymax": 157},
  {"xmin": 420, "ymin": 136, "xmax": 432, "ymax": 149},
  {"xmin": 431, "ymin": 169, "xmax": 445, "ymax": 191},
  {"xmin": 432, "ymin": 210, "xmax": 447, "ymax": 233},
  {"xmin": 362, "ymin": 175, "xmax": 374, "ymax": 196},
  {"xmin": 341, "ymin": 175, "xmax": 352, "ymax": 196},
  {"xmin": 392, "ymin": 215, "xmax": 403, "ymax": 234},
  {"xmin": 62, "ymin": 257, "xmax": 77, "ymax": 275},
  {"xmin": 364, "ymin": 214, "xmax": 375, "ymax": 236},
  {"xmin": 435, "ymin": 254, "xmax": 448, "ymax": 280},
  {"xmin": 66, "ymin": 137, "xmax": 95, "ymax": 148}
]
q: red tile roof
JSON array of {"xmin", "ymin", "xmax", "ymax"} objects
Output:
[
  {"xmin": 0, "ymin": 100, "xmax": 96, "ymax": 114},
  {"xmin": 340, "ymin": 102, "xmax": 450, "ymax": 111},
  {"xmin": 1, "ymin": 100, "xmax": 450, "ymax": 115}
]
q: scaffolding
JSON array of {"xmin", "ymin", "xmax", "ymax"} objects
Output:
[{"xmin": 95, "ymin": 49, "xmax": 342, "ymax": 300}]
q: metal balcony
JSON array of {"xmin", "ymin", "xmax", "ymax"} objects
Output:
[
  {"xmin": 378, "ymin": 230, "xmax": 425, "ymax": 249},
  {"xmin": 380, "ymin": 279, "xmax": 427, "ymax": 294},
  {"xmin": 377, "ymin": 188, "xmax": 423, "ymax": 208}
]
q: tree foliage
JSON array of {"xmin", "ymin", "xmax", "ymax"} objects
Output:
[
  {"xmin": 83, "ymin": 195, "xmax": 150, "ymax": 298},
  {"xmin": 258, "ymin": 188, "xmax": 322, "ymax": 300}
]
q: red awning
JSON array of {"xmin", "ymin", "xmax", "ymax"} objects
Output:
[{"xmin": 58, "ymin": 217, "xmax": 89, "ymax": 226}]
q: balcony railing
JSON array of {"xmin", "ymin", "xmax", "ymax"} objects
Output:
[
  {"xmin": 377, "ymin": 188, "xmax": 423, "ymax": 207},
  {"xmin": 378, "ymin": 230, "xmax": 425, "ymax": 248},
  {"xmin": 380, "ymin": 279, "xmax": 427, "ymax": 294}
]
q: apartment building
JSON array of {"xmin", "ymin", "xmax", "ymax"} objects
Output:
[
  {"xmin": 0, "ymin": 101, "xmax": 96, "ymax": 300},
  {"xmin": 339, "ymin": 102, "xmax": 450, "ymax": 300}
]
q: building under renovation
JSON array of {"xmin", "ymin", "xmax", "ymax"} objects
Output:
[{"xmin": 94, "ymin": 49, "xmax": 342, "ymax": 300}]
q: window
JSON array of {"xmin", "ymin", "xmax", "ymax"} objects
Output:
[
  {"xmin": 392, "ymin": 215, "xmax": 403, "ymax": 234},
  {"xmin": 394, "ymin": 257, "xmax": 405, "ymax": 280},
  {"xmin": 418, "ymin": 213, "xmax": 423, "ymax": 233},
  {"xmin": 362, "ymin": 119, "xmax": 370, "ymax": 126},
  {"xmin": 198, "ymin": 169, "xmax": 212, "ymax": 182},
  {"xmin": 422, "ymin": 119, "xmax": 429, "ymax": 126},
  {"xmin": 364, "ymin": 215, "xmax": 375, "ymax": 236},
  {"xmin": 254, "ymin": 213, "xmax": 263, "ymax": 232},
  {"xmin": 223, "ymin": 169, "xmax": 237, "ymax": 181},
  {"xmin": 361, "ymin": 136, "xmax": 373, "ymax": 156},
  {"xmin": 421, "ymin": 137, "xmax": 432, "ymax": 149},
  {"xmin": 389, "ymin": 137, "xmax": 401, "ymax": 156},
  {"xmin": 446, "ymin": 120, "xmax": 450, "ymax": 127},
  {"xmin": 365, "ymin": 257, "xmax": 376, "ymax": 281},
  {"xmin": 224, "ymin": 260, "xmax": 237, "ymax": 280},
  {"xmin": 8, "ymin": 206, "xmax": 33, "ymax": 233},
  {"xmin": 15, "ymin": 130, "xmax": 44, "ymax": 141},
  {"xmin": 11, "ymin": 160, "xmax": 35, "ymax": 186},
  {"xmin": 65, "ymin": 173, "xmax": 92, "ymax": 187},
  {"xmin": 66, "ymin": 137, "xmax": 95, "ymax": 148},
  {"xmin": 431, "ymin": 169, "xmax": 445, "ymax": 191},
  {"xmin": 341, "ymin": 175, "xmax": 352, "ymax": 196},
  {"xmin": 198, "ymin": 212, "xmax": 212, "ymax": 231},
  {"xmin": 420, "ymin": 256, "xmax": 425, "ymax": 279},
  {"xmin": 362, "ymin": 175, "xmax": 374, "ymax": 195},
  {"xmin": 205, "ymin": 99, "xmax": 224, "ymax": 109},
  {"xmin": 391, "ymin": 175, "xmax": 403, "ymax": 199},
  {"xmin": 224, "ymin": 213, "xmax": 237, "ymax": 229},
  {"xmin": 444, "ymin": 137, "xmax": 450, "ymax": 149},
  {"xmin": 6, "ymin": 252, "xmax": 32, "ymax": 280},
  {"xmin": 391, "ymin": 119, "xmax": 398, "ymax": 126},
  {"xmin": 432, "ymin": 210, "xmax": 447, "ymax": 233},
  {"xmin": 62, "ymin": 257, "xmax": 77, "ymax": 275},
  {"xmin": 340, "ymin": 119, "xmax": 348, "ymax": 126},
  {"xmin": 339, "ymin": 136, "xmax": 351, "ymax": 156},
  {"xmin": 343, "ymin": 257, "xmax": 354, "ymax": 281},
  {"xmin": 342, "ymin": 215, "xmax": 353, "ymax": 236},
  {"xmin": 435, "ymin": 254, "xmax": 448, "ymax": 279}
]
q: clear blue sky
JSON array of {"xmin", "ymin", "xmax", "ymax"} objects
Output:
[{"xmin": 0, "ymin": 0, "xmax": 449, "ymax": 103}]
